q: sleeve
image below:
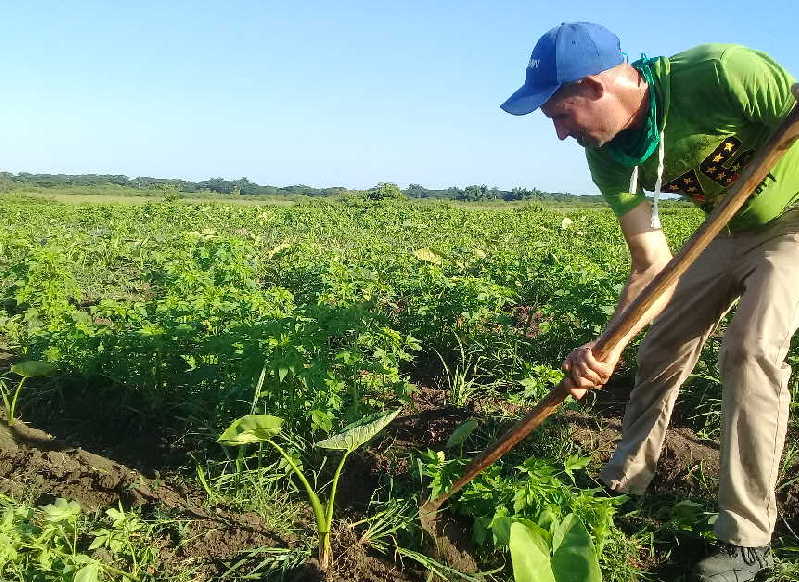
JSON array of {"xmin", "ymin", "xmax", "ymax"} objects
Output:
[
  {"xmin": 718, "ymin": 46, "xmax": 797, "ymax": 130},
  {"xmin": 585, "ymin": 147, "xmax": 646, "ymax": 217}
]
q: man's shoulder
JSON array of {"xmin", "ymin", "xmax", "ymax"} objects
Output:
[
  {"xmin": 669, "ymin": 44, "xmax": 738, "ymax": 71},
  {"xmin": 668, "ymin": 43, "xmax": 764, "ymax": 76}
]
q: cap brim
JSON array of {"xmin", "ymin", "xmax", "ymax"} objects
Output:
[{"xmin": 500, "ymin": 83, "xmax": 560, "ymax": 116}]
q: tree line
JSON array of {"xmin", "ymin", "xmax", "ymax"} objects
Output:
[{"xmin": 0, "ymin": 171, "xmax": 603, "ymax": 203}]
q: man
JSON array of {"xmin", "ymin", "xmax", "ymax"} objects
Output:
[{"xmin": 500, "ymin": 22, "xmax": 799, "ymax": 581}]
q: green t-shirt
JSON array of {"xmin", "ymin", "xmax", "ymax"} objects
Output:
[{"xmin": 587, "ymin": 44, "xmax": 798, "ymax": 231}]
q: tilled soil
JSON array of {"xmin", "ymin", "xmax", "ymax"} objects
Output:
[
  {"xmin": 4, "ymin": 383, "xmax": 798, "ymax": 581},
  {"xmin": 0, "ymin": 419, "xmax": 424, "ymax": 582}
]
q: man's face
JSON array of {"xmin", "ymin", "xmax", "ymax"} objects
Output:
[{"xmin": 540, "ymin": 89, "xmax": 618, "ymax": 148}]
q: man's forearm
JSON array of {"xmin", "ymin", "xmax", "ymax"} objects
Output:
[{"xmin": 599, "ymin": 263, "xmax": 675, "ymax": 356}]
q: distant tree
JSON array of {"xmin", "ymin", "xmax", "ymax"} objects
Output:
[
  {"xmin": 446, "ymin": 186, "xmax": 463, "ymax": 199},
  {"xmin": 280, "ymin": 184, "xmax": 314, "ymax": 196},
  {"xmin": 159, "ymin": 182, "xmax": 183, "ymax": 202},
  {"xmin": 505, "ymin": 186, "xmax": 543, "ymax": 201},
  {"xmin": 366, "ymin": 182, "xmax": 405, "ymax": 201},
  {"xmin": 405, "ymin": 183, "xmax": 428, "ymax": 198},
  {"xmin": 321, "ymin": 187, "xmax": 348, "ymax": 196},
  {"xmin": 457, "ymin": 184, "xmax": 490, "ymax": 201},
  {"xmin": 198, "ymin": 177, "xmax": 234, "ymax": 194},
  {"xmin": 0, "ymin": 172, "xmax": 13, "ymax": 193},
  {"xmin": 233, "ymin": 177, "xmax": 258, "ymax": 195}
]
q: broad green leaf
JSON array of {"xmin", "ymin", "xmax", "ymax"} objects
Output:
[
  {"xmin": 217, "ymin": 415, "xmax": 284, "ymax": 446},
  {"xmin": 563, "ymin": 454, "xmax": 590, "ymax": 482},
  {"xmin": 74, "ymin": 562, "xmax": 101, "ymax": 582},
  {"xmin": 515, "ymin": 517, "xmax": 552, "ymax": 547},
  {"xmin": 551, "ymin": 514, "xmax": 602, "ymax": 582},
  {"xmin": 89, "ymin": 532, "xmax": 110, "ymax": 551},
  {"xmin": 40, "ymin": 498, "xmax": 81, "ymax": 522},
  {"xmin": 277, "ymin": 366, "xmax": 289, "ymax": 382},
  {"xmin": 446, "ymin": 419, "xmax": 478, "ymax": 449},
  {"xmin": 310, "ymin": 409, "xmax": 333, "ymax": 433},
  {"xmin": 11, "ymin": 361, "xmax": 56, "ymax": 378},
  {"xmin": 491, "ymin": 516, "xmax": 512, "ymax": 546},
  {"xmin": 538, "ymin": 506, "xmax": 559, "ymax": 535},
  {"xmin": 671, "ymin": 499, "xmax": 706, "ymax": 530},
  {"xmin": 412, "ymin": 247, "xmax": 443, "ymax": 265},
  {"xmin": 509, "ymin": 520, "xmax": 556, "ymax": 582},
  {"xmin": 488, "ymin": 506, "xmax": 511, "ymax": 545},
  {"xmin": 106, "ymin": 507, "xmax": 125, "ymax": 524},
  {"xmin": 472, "ymin": 516, "xmax": 490, "ymax": 546},
  {"xmin": 315, "ymin": 409, "xmax": 399, "ymax": 452}
]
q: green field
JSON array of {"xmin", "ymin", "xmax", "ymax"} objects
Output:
[{"xmin": 0, "ymin": 193, "xmax": 796, "ymax": 581}]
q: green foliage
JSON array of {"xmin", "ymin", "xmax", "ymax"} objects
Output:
[
  {"xmin": 217, "ymin": 414, "xmax": 285, "ymax": 445},
  {"xmin": 0, "ymin": 495, "xmax": 137, "ymax": 581},
  {"xmin": 1, "ymin": 360, "xmax": 57, "ymax": 425},
  {"xmin": 158, "ymin": 182, "xmax": 183, "ymax": 202},
  {"xmin": 446, "ymin": 419, "xmax": 479, "ymax": 449},
  {"xmin": 0, "ymin": 196, "xmax": 788, "ymax": 579},
  {"xmin": 510, "ymin": 513, "xmax": 602, "ymax": 582},
  {"xmin": 419, "ymin": 450, "xmax": 626, "ymax": 578},
  {"xmin": 366, "ymin": 182, "xmax": 405, "ymax": 201},
  {"xmin": 10, "ymin": 360, "xmax": 57, "ymax": 378},
  {"xmin": 315, "ymin": 408, "xmax": 400, "ymax": 451},
  {"xmin": 217, "ymin": 409, "xmax": 399, "ymax": 571}
]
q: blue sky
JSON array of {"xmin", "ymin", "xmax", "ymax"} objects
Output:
[{"xmin": 1, "ymin": 1, "xmax": 796, "ymax": 194}]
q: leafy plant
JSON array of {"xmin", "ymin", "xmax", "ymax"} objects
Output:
[
  {"xmin": 418, "ymin": 450, "xmax": 626, "ymax": 577},
  {"xmin": 218, "ymin": 409, "xmax": 399, "ymax": 571},
  {"xmin": 89, "ymin": 504, "xmax": 147, "ymax": 573},
  {"xmin": 1, "ymin": 360, "xmax": 57, "ymax": 425},
  {"xmin": 509, "ymin": 514, "xmax": 602, "ymax": 582},
  {"xmin": 0, "ymin": 495, "xmax": 137, "ymax": 581}
]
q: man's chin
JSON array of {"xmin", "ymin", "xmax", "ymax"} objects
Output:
[{"xmin": 577, "ymin": 136, "xmax": 604, "ymax": 148}]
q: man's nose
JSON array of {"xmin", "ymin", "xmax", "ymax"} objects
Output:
[{"xmin": 553, "ymin": 120, "xmax": 570, "ymax": 141}]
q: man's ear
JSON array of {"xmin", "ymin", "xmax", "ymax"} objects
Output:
[{"xmin": 579, "ymin": 76, "xmax": 605, "ymax": 101}]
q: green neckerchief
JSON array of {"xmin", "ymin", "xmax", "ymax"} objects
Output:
[{"xmin": 606, "ymin": 55, "xmax": 661, "ymax": 167}]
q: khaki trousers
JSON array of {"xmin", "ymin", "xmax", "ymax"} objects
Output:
[{"xmin": 600, "ymin": 208, "xmax": 799, "ymax": 547}]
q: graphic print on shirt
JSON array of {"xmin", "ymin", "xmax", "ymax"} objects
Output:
[
  {"xmin": 699, "ymin": 137, "xmax": 754, "ymax": 187},
  {"xmin": 662, "ymin": 136, "xmax": 755, "ymax": 207},
  {"xmin": 664, "ymin": 169, "xmax": 705, "ymax": 201}
]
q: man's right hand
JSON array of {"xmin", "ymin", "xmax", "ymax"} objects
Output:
[{"xmin": 561, "ymin": 341, "xmax": 619, "ymax": 400}]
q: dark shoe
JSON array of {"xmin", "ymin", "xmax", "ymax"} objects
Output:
[{"xmin": 693, "ymin": 543, "xmax": 773, "ymax": 581}]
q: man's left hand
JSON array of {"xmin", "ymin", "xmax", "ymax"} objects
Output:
[{"xmin": 561, "ymin": 341, "xmax": 620, "ymax": 399}]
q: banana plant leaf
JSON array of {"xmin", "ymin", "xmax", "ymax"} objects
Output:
[
  {"xmin": 217, "ymin": 415, "xmax": 284, "ymax": 446},
  {"xmin": 11, "ymin": 361, "xmax": 57, "ymax": 378},
  {"xmin": 509, "ymin": 520, "xmax": 556, "ymax": 582},
  {"xmin": 315, "ymin": 409, "xmax": 400, "ymax": 453},
  {"xmin": 551, "ymin": 514, "xmax": 602, "ymax": 582}
]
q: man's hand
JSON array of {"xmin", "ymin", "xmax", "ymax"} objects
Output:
[{"xmin": 561, "ymin": 341, "xmax": 619, "ymax": 400}]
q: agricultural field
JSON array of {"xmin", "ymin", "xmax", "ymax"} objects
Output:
[{"xmin": 0, "ymin": 193, "xmax": 797, "ymax": 581}]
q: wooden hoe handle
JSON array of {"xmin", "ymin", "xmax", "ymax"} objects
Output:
[{"xmin": 423, "ymin": 85, "xmax": 799, "ymax": 514}]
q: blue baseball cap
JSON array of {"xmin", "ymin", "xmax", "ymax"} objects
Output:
[{"xmin": 500, "ymin": 22, "xmax": 624, "ymax": 116}]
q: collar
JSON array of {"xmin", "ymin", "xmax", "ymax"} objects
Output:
[{"xmin": 604, "ymin": 55, "xmax": 670, "ymax": 167}]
